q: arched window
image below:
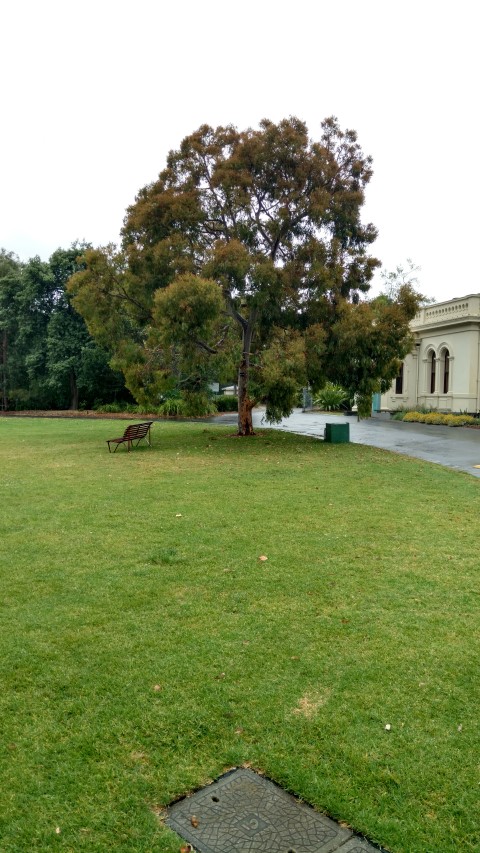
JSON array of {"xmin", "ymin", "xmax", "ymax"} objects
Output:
[
  {"xmin": 395, "ymin": 362, "xmax": 404, "ymax": 394},
  {"xmin": 443, "ymin": 349, "xmax": 450, "ymax": 393},
  {"xmin": 430, "ymin": 351, "xmax": 436, "ymax": 393}
]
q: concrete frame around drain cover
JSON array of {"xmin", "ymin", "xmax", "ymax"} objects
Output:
[{"xmin": 165, "ymin": 767, "xmax": 381, "ymax": 853}]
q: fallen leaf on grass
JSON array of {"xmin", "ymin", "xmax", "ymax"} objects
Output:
[
  {"xmin": 258, "ymin": 555, "xmax": 268, "ymax": 561},
  {"xmin": 153, "ymin": 684, "xmax": 162, "ymax": 692}
]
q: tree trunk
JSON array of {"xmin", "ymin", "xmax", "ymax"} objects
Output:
[
  {"xmin": 237, "ymin": 321, "xmax": 255, "ymax": 435},
  {"xmin": 69, "ymin": 368, "xmax": 79, "ymax": 410},
  {"xmin": 237, "ymin": 377, "xmax": 255, "ymax": 435}
]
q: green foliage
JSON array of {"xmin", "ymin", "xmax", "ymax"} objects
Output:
[
  {"xmin": 252, "ymin": 329, "xmax": 307, "ymax": 423},
  {"xmin": 314, "ymin": 382, "xmax": 348, "ymax": 411},
  {"xmin": 158, "ymin": 397, "xmax": 188, "ymax": 417},
  {"xmin": 0, "ymin": 250, "xmax": 23, "ymax": 409},
  {"xmin": 356, "ymin": 393, "xmax": 373, "ymax": 420},
  {"xmin": 152, "ymin": 274, "xmax": 224, "ymax": 347},
  {"xmin": 214, "ymin": 395, "xmax": 239, "ymax": 412},
  {"xmin": 328, "ymin": 286, "xmax": 423, "ymax": 418},
  {"xmin": 158, "ymin": 392, "xmax": 218, "ymax": 417},
  {"xmin": 69, "ymin": 117, "xmax": 382, "ymax": 434},
  {"xmin": 0, "ymin": 244, "xmax": 130, "ymax": 410},
  {"xmin": 181, "ymin": 391, "xmax": 217, "ymax": 417},
  {"xmin": 93, "ymin": 402, "xmax": 140, "ymax": 414}
]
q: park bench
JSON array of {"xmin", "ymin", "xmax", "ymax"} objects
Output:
[{"xmin": 106, "ymin": 421, "xmax": 153, "ymax": 453}]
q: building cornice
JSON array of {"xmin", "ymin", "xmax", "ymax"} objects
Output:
[{"xmin": 412, "ymin": 294, "xmax": 480, "ymax": 330}]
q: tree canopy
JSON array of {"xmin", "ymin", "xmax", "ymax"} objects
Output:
[
  {"xmin": 0, "ymin": 245, "xmax": 128, "ymax": 411},
  {"xmin": 69, "ymin": 117, "xmax": 421, "ymax": 431}
]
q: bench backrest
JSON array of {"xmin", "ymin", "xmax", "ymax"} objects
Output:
[{"xmin": 123, "ymin": 422, "xmax": 152, "ymax": 439}]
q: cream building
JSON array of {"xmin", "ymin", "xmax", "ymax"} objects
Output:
[{"xmin": 379, "ymin": 294, "xmax": 480, "ymax": 414}]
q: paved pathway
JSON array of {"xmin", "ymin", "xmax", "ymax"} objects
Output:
[{"xmin": 210, "ymin": 409, "xmax": 480, "ymax": 478}]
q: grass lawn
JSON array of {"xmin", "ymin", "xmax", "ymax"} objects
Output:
[{"xmin": 0, "ymin": 417, "xmax": 479, "ymax": 852}]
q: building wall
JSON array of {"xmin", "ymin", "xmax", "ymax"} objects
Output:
[
  {"xmin": 382, "ymin": 350, "xmax": 417, "ymax": 411},
  {"xmin": 380, "ymin": 294, "xmax": 480, "ymax": 414}
]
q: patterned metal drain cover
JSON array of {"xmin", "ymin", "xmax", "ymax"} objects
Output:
[{"xmin": 166, "ymin": 768, "xmax": 380, "ymax": 852}]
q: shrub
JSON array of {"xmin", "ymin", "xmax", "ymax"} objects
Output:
[
  {"xmin": 444, "ymin": 414, "xmax": 478, "ymax": 427},
  {"xmin": 94, "ymin": 402, "xmax": 123, "ymax": 413},
  {"xmin": 392, "ymin": 406, "xmax": 437, "ymax": 421},
  {"xmin": 401, "ymin": 411, "xmax": 480, "ymax": 427},
  {"xmin": 158, "ymin": 393, "xmax": 218, "ymax": 418},
  {"xmin": 94, "ymin": 402, "xmax": 140, "ymax": 414},
  {"xmin": 158, "ymin": 397, "xmax": 188, "ymax": 417},
  {"xmin": 314, "ymin": 382, "xmax": 348, "ymax": 411},
  {"xmin": 181, "ymin": 392, "xmax": 217, "ymax": 417},
  {"xmin": 215, "ymin": 395, "xmax": 239, "ymax": 412},
  {"xmin": 425, "ymin": 413, "xmax": 449, "ymax": 424}
]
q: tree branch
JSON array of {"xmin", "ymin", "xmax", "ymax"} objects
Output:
[
  {"xmin": 194, "ymin": 338, "xmax": 218, "ymax": 355},
  {"xmin": 223, "ymin": 289, "xmax": 248, "ymax": 331},
  {"xmin": 199, "ymin": 154, "xmax": 232, "ymax": 238}
]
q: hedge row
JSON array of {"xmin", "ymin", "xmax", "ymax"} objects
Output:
[{"xmin": 402, "ymin": 411, "xmax": 480, "ymax": 427}]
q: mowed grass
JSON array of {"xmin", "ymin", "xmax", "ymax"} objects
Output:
[{"xmin": 0, "ymin": 417, "xmax": 479, "ymax": 853}]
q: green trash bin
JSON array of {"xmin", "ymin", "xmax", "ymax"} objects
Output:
[{"xmin": 324, "ymin": 423, "xmax": 350, "ymax": 443}]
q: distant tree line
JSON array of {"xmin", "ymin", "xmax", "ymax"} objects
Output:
[{"xmin": 0, "ymin": 244, "xmax": 130, "ymax": 411}]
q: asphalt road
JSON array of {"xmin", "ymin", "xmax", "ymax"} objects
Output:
[{"xmin": 209, "ymin": 409, "xmax": 480, "ymax": 479}]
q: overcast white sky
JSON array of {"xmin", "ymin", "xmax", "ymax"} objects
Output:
[{"xmin": 1, "ymin": 0, "xmax": 478, "ymax": 303}]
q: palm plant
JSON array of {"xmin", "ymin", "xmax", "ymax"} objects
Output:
[{"xmin": 314, "ymin": 382, "xmax": 349, "ymax": 411}]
